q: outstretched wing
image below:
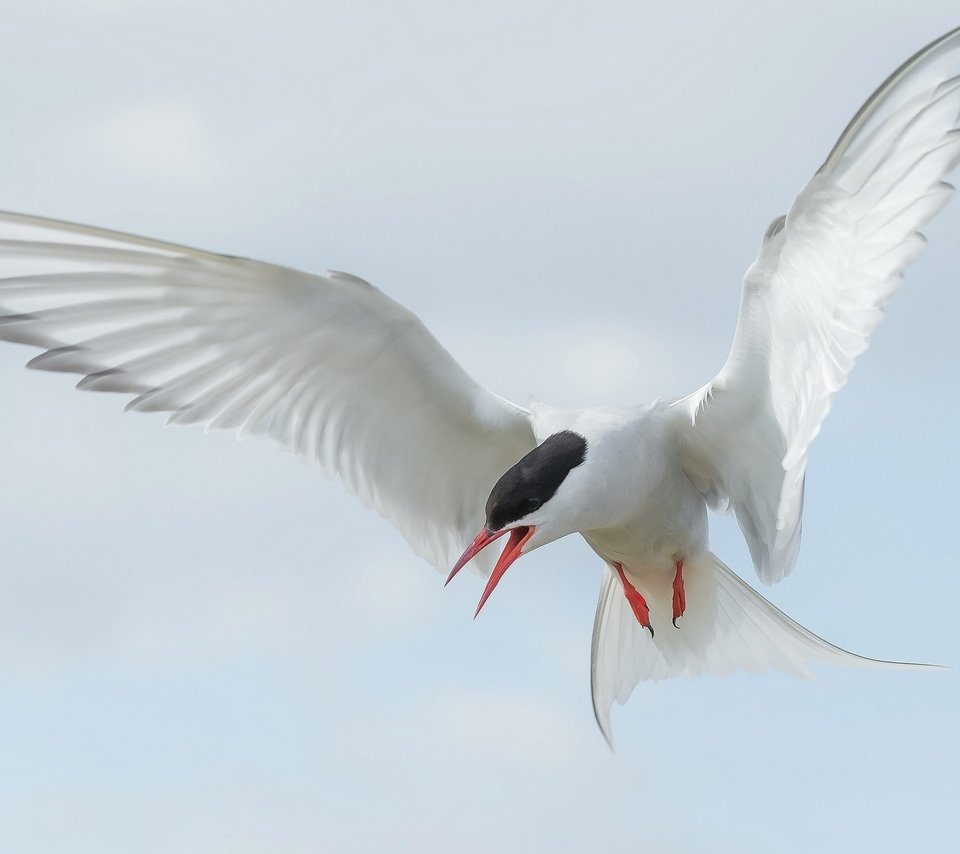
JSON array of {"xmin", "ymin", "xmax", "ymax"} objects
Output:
[
  {"xmin": 671, "ymin": 27, "xmax": 960, "ymax": 585},
  {"xmin": 0, "ymin": 212, "xmax": 535, "ymax": 573}
]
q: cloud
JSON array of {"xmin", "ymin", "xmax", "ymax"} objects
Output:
[
  {"xmin": 346, "ymin": 547, "xmax": 437, "ymax": 633},
  {"xmin": 84, "ymin": 101, "xmax": 226, "ymax": 187},
  {"xmin": 428, "ymin": 691, "xmax": 586, "ymax": 768},
  {"xmin": 444, "ymin": 317, "xmax": 694, "ymax": 409}
]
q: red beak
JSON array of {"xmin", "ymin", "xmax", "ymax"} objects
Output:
[{"xmin": 446, "ymin": 525, "xmax": 536, "ymax": 617}]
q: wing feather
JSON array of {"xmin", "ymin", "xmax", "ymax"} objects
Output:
[
  {"xmin": 0, "ymin": 212, "xmax": 535, "ymax": 574},
  {"xmin": 671, "ymin": 27, "xmax": 960, "ymax": 584}
]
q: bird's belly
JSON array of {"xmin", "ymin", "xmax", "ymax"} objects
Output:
[{"xmin": 581, "ymin": 484, "xmax": 708, "ymax": 579}]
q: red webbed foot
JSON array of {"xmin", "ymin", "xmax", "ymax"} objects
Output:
[
  {"xmin": 672, "ymin": 558, "xmax": 686, "ymax": 628},
  {"xmin": 613, "ymin": 562, "xmax": 654, "ymax": 639}
]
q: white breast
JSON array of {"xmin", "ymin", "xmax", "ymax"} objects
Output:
[
  {"xmin": 531, "ymin": 402, "xmax": 709, "ymax": 576},
  {"xmin": 581, "ymin": 457, "xmax": 708, "ymax": 578}
]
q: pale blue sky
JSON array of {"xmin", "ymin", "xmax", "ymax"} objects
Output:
[{"xmin": 0, "ymin": 2, "xmax": 958, "ymax": 852}]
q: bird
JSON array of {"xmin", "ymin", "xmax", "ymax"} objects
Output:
[{"xmin": 1, "ymin": 26, "xmax": 958, "ymax": 744}]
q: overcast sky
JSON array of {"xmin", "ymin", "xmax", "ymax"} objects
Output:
[{"xmin": 1, "ymin": 2, "xmax": 959, "ymax": 852}]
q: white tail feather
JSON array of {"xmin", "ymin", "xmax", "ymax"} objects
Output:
[{"xmin": 590, "ymin": 553, "xmax": 938, "ymax": 746}]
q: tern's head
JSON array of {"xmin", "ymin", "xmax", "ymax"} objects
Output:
[{"xmin": 445, "ymin": 430, "xmax": 587, "ymax": 616}]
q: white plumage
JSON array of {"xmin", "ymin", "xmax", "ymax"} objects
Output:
[
  {"xmin": 673, "ymin": 30, "xmax": 960, "ymax": 585},
  {"xmin": 589, "ymin": 553, "xmax": 921, "ymax": 742},
  {"xmin": 2, "ymin": 26, "xmax": 958, "ymax": 743},
  {"xmin": 0, "ymin": 215, "xmax": 535, "ymax": 574}
]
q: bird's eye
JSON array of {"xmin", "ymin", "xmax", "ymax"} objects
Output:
[{"xmin": 522, "ymin": 497, "xmax": 542, "ymax": 514}]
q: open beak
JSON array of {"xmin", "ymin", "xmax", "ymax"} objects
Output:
[{"xmin": 446, "ymin": 526, "xmax": 536, "ymax": 617}]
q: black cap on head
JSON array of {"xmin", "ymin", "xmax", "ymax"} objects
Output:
[{"xmin": 485, "ymin": 431, "xmax": 587, "ymax": 531}]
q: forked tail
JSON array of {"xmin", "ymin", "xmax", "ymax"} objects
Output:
[{"xmin": 590, "ymin": 552, "xmax": 939, "ymax": 745}]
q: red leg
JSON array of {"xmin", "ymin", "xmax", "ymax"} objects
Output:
[
  {"xmin": 672, "ymin": 558, "xmax": 686, "ymax": 628},
  {"xmin": 613, "ymin": 562, "xmax": 654, "ymax": 639}
]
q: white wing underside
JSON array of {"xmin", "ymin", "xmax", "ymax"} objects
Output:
[
  {"xmin": 672, "ymin": 26, "xmax": 960, "ymax": 585},
  {"xmin": 0, "ymin": 213, "xmax": 535, "ymax": 575}
]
